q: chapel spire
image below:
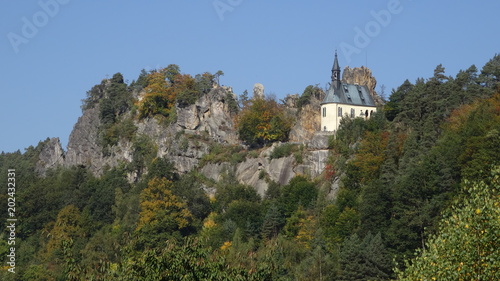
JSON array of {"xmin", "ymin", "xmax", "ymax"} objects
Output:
[{"xmin": 331, "ymin": 50, "xmax": 341, "ymax": 89}]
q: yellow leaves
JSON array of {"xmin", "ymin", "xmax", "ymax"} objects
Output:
[
  {"xmin": 203, "ymin": 219, "xmax": 216, "ymax": 229},
  {"xmin": 294, "ymin": 215, "xmax": 316, "ymax": 249},
  {"xmin": 136, "ymin": 177, "xmax": 193, "ymax": 232},
  {"xmin": 446, "ymin": 93, "xmax": 500, "ymax": 132},
  {"xmin": 446, "ymin": 102, "xmax": 479, "ymax": 131},
  {"xmin": 203, "ymin": 212, "xmax": 217, "ymax": 229},
  {"xmin": 137, "ymin": 67, "xmax": 198, "ymax": 118},
  {"xmin": 145, "ymin": 71, "xmax": 169, "ymax": 95},
  {"xmin": 351, "ymin": 131, "xmax": 390, "ymax": 184},
  {"xmin": 138, "ymin": 71, "xmax": 172, "ymax": 118},
  {"xmin": 0, "ymin": 265, "xmax": 11, "ymax": 272},
  {"xmin": 397, "ymin": 167, "xmax": 500, "ymax": 280},
  {"xmin": 109, "ymin": 263, "xmax": 118, "ymax": 273},
  {"xmin": 220, "ymin": 241, "xmax": 232, "ymax": 251},
  {"xmin": 42, "ymin": 205, "xmax": 84, "ymax": 262}
]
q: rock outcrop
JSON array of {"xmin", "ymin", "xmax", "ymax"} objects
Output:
[
  {"xmin": 36, "ymin": 86, "xmax": 238, "ymax": 177},
  {"xmin": 288, "ymin": 87, "xmax": 325, "ymax": 143},
  {"xmin": 64, "ymin": 106, "xmax": 106, "ymax": 174},
  {"xmin": 200, "ymin": 143, "xmax": 327, "ymax": 196},
  {"xmin": 253, "ymin": 83, "xmax": 265, "ymax": 99},
  {"xmin": 36, "ymin": 138, "xmax": 65, "ymax": 176},
  {"xmin": 342, "ymin": 66, "xmax": 384, "ymax": 105},
  {"xmin": 289, "ymin": 104, "xmax": 321, "ymax": 143},
  {"xmin": 184, "ymin": 88, "xmax": 238, "ymax": 144},
  {"xmin": 35, "ymin": 78, "xmax": 335, "ymax": 195}
]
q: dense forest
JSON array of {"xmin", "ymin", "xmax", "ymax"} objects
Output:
[{"xmin": 1, "ymin": 55, "xmax": 499, "ymax": 280}]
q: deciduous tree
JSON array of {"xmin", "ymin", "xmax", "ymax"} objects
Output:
[{"xmin": 397, "ymin": 168, "xmax": 500, "ymax": 280}]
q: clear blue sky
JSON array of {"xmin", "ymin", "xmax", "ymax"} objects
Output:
[{"xmin": 1, "ymin": 0, "xmax": 499, "ymax": 153}]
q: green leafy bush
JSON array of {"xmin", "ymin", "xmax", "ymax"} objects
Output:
[
  {"xmin": 297, "ymin": 85, "xmax": 322, "ymax": 109},
  {"xmin": 199, "ymin": 144, "xmax": 247, "ymax": 166},
  {"xmin": 269, "ymin": 143, "xmax": 303, "ymax": 162},
  {"xmin": 269, "ymin": 143, "xmax": 293, "ymax": 159},
  {"xmin": 397, "ymin": 168, "xmax": 500, "ymax": 280}
]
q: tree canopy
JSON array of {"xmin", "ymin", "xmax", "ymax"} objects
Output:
[
  {"xmin": 2, "ymin": 55, "xmax": 500, "ymax": 280},
  {"xmin": 236, "ymin": 96, "xmax": 293, "ymax": 146}
]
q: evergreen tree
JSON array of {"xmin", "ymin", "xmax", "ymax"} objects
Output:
[
  {"xmin": 479, "ymin": 53, "xmax": 500, "ymax": 88},
  {"xmin": 338, "ymin": 233, "xmax": 393, "ymax": 280},
  {"xmin": 261, "ymin": 204, "xmax": 285, "ymax": 240}
]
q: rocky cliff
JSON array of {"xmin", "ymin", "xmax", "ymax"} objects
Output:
[
  {"xmin": 36, "ymin": 137, "xmax": 65, "ymax": 176},
  {"xmin": 342, "ymin": 66, "xmax": 384, "ymax": 105},
  {"xmin": 36, "ymin": 81, "xmax": 333, "ymax": 195},
  {"xmin": 288, "ymin": 87, "xmax": 325, "ymax": 143},
  {"xmin": 36, "ymin": 67, "xmax": 386, "ymax": 195}
]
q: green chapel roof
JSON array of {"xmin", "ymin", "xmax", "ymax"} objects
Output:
[{"xmin": 321, "ymin": 82, "xmax": 376, "ymax": 106}]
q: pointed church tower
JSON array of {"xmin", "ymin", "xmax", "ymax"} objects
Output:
[
  {"xmin": 331, "ymin": 51, "xmax": 341, "ymax": 89},
  {"xmin": 321, "ymin": 50, "xmax": 377, "ymax": 133}
]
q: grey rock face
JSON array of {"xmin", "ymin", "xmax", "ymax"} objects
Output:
[
  {"xmin": 284, "ymin": 94, "xmax": 299, "ymax": 108},
  {"xmin": 253, "ymin": 83, "xmax": 265, "ymax": 99},
  {"xmin": 36, "ymin": 79, "xmax": 334, "ymax": 196},
  {"xmin": 60, "ymin": 86, "xmax": 237, "ymax": 177},
  {"xmin": 64, "ymin": 106, "xmax": 104, "ymax": 174},
  {"xmin": 200, "ymin": 145, "xmax": 298, "ymax": 196},
  {"xmin": 200, "ymin": 162, "xmax": 233, "ymax": 182},
  {"xmin": 200, "ymin": 143, "xmax": 331, "ymax": 196},
  {"xmin": 193, "ymin": 88, "xmax": 238, "ymax": 144},
  {"xmin": 303, "ymin": 149, "xmax": 330, "ymax": 177},
  {"xmin": 233, "ymin": 148, "xmax": 296, "ymax": 196},
  {"xmin": 289, "ymin": 104, "xmax": 321, "ymax": 143},
  {"xmin": 288, "ymin": 88, "xmax": 324, "ymax": 144},
  {"xmin": 36, "ymin": 138, "xmax": 65, "ymax": 176},
  {"xmin": 308, "ymin": 132, "xmax": 333, "ymax": 150},
  {"xmin": 176, "ymin": 104, "xmax": 200, "ymax": 130},
  {"xmin": 64, "ymin": 106, "xmax": 136, "ymax": 176}
]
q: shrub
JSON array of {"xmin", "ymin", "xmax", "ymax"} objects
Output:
[
  {"xmin": 270, "ymin": 143, "xmax": 303, "ymax": 160},
  {"xmin": 269, "ymin": 143, "xmax": 293, "ymax": 159},
  {"xmin": 200, "ymin": 144, "xmax": 246, "ymax": 166},
  {"xmin": 297, "ymin": 85, "xmax": 323, "ymax": 109}
]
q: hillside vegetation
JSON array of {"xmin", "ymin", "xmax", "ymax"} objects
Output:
[{"xmin": 1, "ymin": 55, "xmax": 499, "ymax": 280}]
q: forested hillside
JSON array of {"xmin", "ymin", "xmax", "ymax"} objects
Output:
[{"xmin": 1, "ymin": 55, "xmax": 499, "ymax": 280}]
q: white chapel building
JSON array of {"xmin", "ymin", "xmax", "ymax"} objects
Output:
[{"xmin": 320, "ymin": 52, "xmax": 377, "ymax": 132}]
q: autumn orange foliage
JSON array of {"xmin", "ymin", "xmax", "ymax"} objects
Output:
[{"xmin": 137, "ymin": 67, "xmax": 198, "ymax": 118}]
